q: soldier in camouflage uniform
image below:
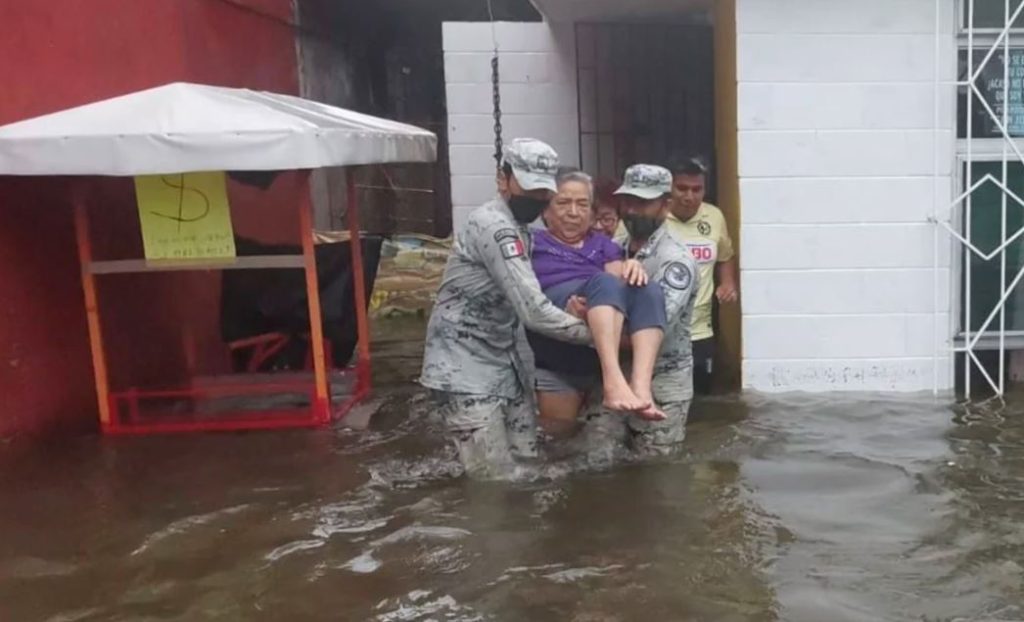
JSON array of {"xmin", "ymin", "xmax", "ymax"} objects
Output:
[
  {"xmin": 420, "ymin": 138, "xmax": 591, "ymax": 478},
  {"xmin": 584, "ymin": 165, "xmax": 699, "ymax": 456}
]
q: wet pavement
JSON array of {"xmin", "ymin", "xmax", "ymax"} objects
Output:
[{"xmin": 1, "ymin": 320, "xmax": 1022, "ymax": 621}]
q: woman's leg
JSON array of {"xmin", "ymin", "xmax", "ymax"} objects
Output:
[
  {"xmin": 534, "ymin": 367, "xmax": 587, "ymax": 439},
  {"xmin": 581, "ymin": 273, "xmax": 650, "ymax": 413},
  {"xmin": 628, "ymin": 329, "xmax": 663, "ymax": 413},
  {"xmin": 625, "ymin": 282, "xmax": 668, "ymax": 419},
  {"xmin": 536, "ymin": 391, "xmax": 585, "ymax": 438}
]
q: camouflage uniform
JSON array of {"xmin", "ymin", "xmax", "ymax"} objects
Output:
[
  {"xmin": 625, "ymin": 224, "xmax": 698, "ymax": 455},
  {"xmin": 584, "ymin": 165, "xmax": 699, "ymax": 456},
  {"xmin": 420, "ymin": 139, "xmax": 591, "ymax": 477}
]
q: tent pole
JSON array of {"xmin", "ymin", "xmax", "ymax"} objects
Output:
[
  {"xmin": 298, "ymin": 171, "xmax": 330, "ymax": 423},
  {"xmin": 347, "ymin": 168, "xmax": 371, "ymax": 393},
  {"xmin": 73, "ymin": 182, "xmax": 112, "ymax": 430}
]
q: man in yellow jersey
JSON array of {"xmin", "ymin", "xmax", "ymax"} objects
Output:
[{"xmin": 664, "ymin": 156, "xmax": 738, "ymax": 394}]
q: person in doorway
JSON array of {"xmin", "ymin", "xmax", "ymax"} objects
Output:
[
  {"xmin": 527, "ymin": 170, "xmax": 667, "ymax": 434},
  {"xmin": 419, "ymin": 138, "xmax": 591, "ymax": 479},
  {"xmin": 608, "ymin": 164, "xmax": 699, "ymax": 455},
  {"xmin": 591, "ymin": 178, "xmax": 625, "ymax": 239},
  {"xmin": 665, "ymin": 156, "xmax": 738, "ymax": 394}
]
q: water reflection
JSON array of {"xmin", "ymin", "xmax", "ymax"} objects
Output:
[{"xmin": 0, "ymin": 325, "xmax": 1022, "ymax": 621}]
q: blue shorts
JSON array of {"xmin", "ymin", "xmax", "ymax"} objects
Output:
[{"xmin": 528, "ymin": 272, "xmax": 667, "ymax": 379}]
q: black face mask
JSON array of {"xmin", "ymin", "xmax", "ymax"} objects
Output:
[
  {"xmin": 622, "ymin": 214, "xmax": 663, "ymax": 240},
  {"xmin": 508, "ymin": 194, "xmax": 548, "ymax": 224}
]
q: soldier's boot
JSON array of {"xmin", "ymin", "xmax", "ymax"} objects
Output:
[
  {"xmin": 574, "ymin": 410, "xmax": 630, "ymax": 467},
  {"xmin": 505, "ymin": 398, "xmax": 540, "ymax": 462},
  {"xmin": 629, "ymin": 401, "xmax": 690, "ymax": 458},
  {"xmin": 631, "ymin": 431, "xmax": 682, "ymax": 457}
]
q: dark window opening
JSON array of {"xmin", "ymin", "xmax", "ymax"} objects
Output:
[{"xmin": 575, "ymin": 22, "xmax": 716, "ymax": 202}]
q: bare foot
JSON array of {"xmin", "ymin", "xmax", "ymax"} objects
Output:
[
  {"xmin": 602, "ymin": 380, "xmax": 651, "ymax": 413},
  {"xmin": 631, "ymin": 382, "xmax": 653, "ymax": 407},
  {"xmin": 629, "ymin": 383, "xmax": 664, "ymax": 421},
  {"xmin": 635, "ymin": 404, "xmax": 666, "ymax": 421}
]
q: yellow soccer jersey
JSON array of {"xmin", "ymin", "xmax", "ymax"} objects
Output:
[{"xmin": 665, "ymin": 203, "xmax": 735, "ymax": 341}]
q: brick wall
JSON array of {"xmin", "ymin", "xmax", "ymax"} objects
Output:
[
  {"xmin": 442, "ymin": 22, "xmax": 579, "ymax": 230},
  {"xmin": 736, "ymin": 0, "xmax": 957, "ymax": 391}
]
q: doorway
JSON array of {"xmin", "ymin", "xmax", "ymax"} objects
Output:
[{"xmin": 574, "ymin": 7, "xmax": 741, "ymax": 392}]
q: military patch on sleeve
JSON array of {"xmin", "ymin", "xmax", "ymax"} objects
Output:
[
  {"xmin": 663, "ymin": 262, "xmax": 693, "ymax": 290},
  {"xmin": 493, "ymin": 228, "xmax": 519, "ymax": 243},
  {"xmin": 500, "ymin": 238, "xmax": 526, "ymax": 259}
]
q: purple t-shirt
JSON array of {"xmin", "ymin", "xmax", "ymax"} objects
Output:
[{"xmin": 531, "ymin": 230, "xmax": 625, "ymax": 290}]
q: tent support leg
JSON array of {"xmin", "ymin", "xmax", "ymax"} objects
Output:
[
  {"xmin": 73, "ymin": 184, "xmax": 113, "ymax": 431},
  {"xmin": 298, "ymin": 172, "xmax": 330, "ymax": 424},
  {"xmin": 347, "ymin": 169, "xmax": 372, "ymax": 396}
]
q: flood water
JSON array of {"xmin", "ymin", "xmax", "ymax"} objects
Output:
[{"xmin": 1, "ymin": 321, "xmax": 1023, "ymax": 621}]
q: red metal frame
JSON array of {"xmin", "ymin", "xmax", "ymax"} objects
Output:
[
  {"xmin": 228, "ymin": 333, "xmax": 291, "ymax": 372},
  {"xmin": 347, "ymin": 168, "xmax": 373, "ymax": 393},
  {"xmin": 104, "ymin": 367, "xmax": 362, "ymax": 435},
  {"xmin": 74, "ymin": 169, "xmax": 374, "ymax": 435}
]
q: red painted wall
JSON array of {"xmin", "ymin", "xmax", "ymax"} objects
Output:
[{"xmin": 0, "ymin": 0, "xmax": 299, "ymax": 438}]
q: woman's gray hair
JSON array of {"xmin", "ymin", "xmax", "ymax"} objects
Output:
[{"xmin": 555, "ymin": 168, "xmax": 595, "ymax": 202}]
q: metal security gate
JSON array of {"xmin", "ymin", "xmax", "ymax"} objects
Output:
[
  {"xmin": 936, "ymin": 0, "xmax": 1024, "ymax": 397},
  {"xmin": 575, "ymin": 22, "xmax": 715, "ymax": 191}
]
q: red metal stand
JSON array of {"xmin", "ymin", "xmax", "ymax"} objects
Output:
[
  {"xmin": 346, "ymin": 168, "xmax": 373, "ymax": 404},
  {"xmin": 74, "ymin": 169, "xmax": 373, "ymax": 435}
]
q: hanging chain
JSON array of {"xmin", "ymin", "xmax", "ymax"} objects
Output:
[
  {"xmin": 487, "ymin": 0, "xmax": 502, "ymax": 167},
  {"xmin": 491, "ymin": 53, "xmax": 503, "ymax": 167}
]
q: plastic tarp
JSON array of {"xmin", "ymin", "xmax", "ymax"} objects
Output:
[
  {"xmin": 0, "ymin": 82, "xmax": 438, "ymax": 176},
  {"xmin": 371, "ymin": 234, "xmax": 451, "ymax": 319}
]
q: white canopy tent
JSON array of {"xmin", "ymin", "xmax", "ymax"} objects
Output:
[
  {"xmin": 0, "ymin": 82, "xmax": 437, "ymax": 175},
  {"xmin": 0, "ymin": 83, "xmax": 437, "ymax": 435}
]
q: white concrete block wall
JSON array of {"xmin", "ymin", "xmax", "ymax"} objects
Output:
[
  {"xmin": 443, "ymin": 22, "xmax": 579, "ymax": 230},
  {"xmin": 737, "ymin": 0, "xmax": 958, "ymax": 392}
]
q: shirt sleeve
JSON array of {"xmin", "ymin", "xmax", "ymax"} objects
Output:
[
  {"xmin": 472, "ymin": 223, "xmax": 591, "ymax": 345},
  {"xmin": 715, "ymin": 209, "xmax": 736, "ymax": 263}
]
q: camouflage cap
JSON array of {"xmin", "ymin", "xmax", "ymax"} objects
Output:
[
  {"xmin": 614, "ymin": 164, "xmax": 672, "ymax": 200},
  {"xmin": 501, "ymin": 138, "xmax": 560, "ymax": 193}
]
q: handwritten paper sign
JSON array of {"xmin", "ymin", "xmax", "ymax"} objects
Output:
[{"xmin": 134, "ymin": 171, "xmax": 236, "ymax": 261}]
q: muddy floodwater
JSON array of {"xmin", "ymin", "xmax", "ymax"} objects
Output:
[{"xmin": 1, "ymin": 321, "xmax": 1023, "ymax": 621}]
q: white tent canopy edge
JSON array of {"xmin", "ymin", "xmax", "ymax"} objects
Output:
[{"xmin": 0, "ymin": 82, "xmax": 438, "ymax": 176}]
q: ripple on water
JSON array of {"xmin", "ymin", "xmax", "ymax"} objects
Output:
[
  {"xmin": 0, "ymin": 556, "xmax": 78, "ymax": 581},
  {"xmin": 374, "ymin": 591, "xmax": 486, "ymax": 622},
  {"xmin": 541, "ymin": 564, "xmax": 626, "ymax": 584},
  {"xmin": 342, "ymin": 550, "xmax": 382, "ymax": 574},
  {"xmin": 293, "ymin": 485, "xmax": 388, "ymax": 538},
  {"xmin": 338, "ymin": 525, "xmax": 473, "ymax": 576},
  {"xmin": 264, "ymin": 538, "xmax": 326, "ymax": 562},
  {"xmin": 130, "ymin": 504, "xmax": 251, "ymax": 557},
  {"xmin": 43, "ymin": 608, "xmax": 103, "ymax": 622}
]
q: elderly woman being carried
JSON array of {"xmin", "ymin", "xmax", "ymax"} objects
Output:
[{"xmin": 527, "ymin": 170, "xmax": 666, "ymax": 426}]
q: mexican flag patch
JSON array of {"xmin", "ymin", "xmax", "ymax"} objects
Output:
[{"xmin": 501, "ymin": 238, "xmax": 525, "ymax": 259}]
